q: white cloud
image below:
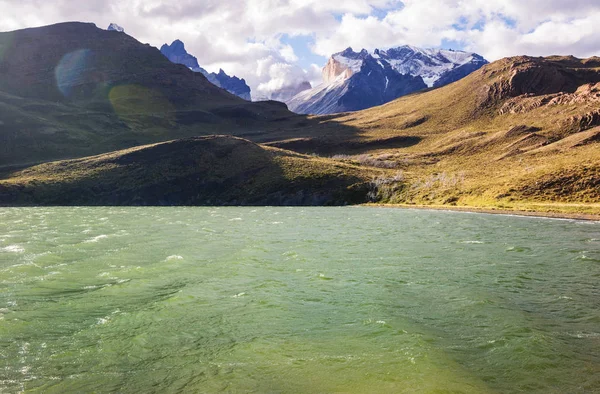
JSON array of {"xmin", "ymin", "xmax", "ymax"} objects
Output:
[{"xmin": 1, "ymin": 0, "xmax": 600, "ymax": 99}]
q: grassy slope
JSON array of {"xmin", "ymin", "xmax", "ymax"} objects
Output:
[
  {"xmin": 316, "ymin": 56, "xmax": 600, "ymax": 215},
  {"xmin": 0, "ymin": 136, "xmax": 377, "ymax": 206}
]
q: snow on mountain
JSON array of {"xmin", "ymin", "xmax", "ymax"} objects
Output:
[
  {"xmin": 107, "ymin": 23, "xmax": 124, "ymax": 33},
  {"xmin": 377, "ymin": 45, "xmax": 487, "ymax": 88},
  {"xmin": 160, "ymin": 40, "xmax": 251, "ymax": 101},
  {"xmin": 287, "ymin": 45, "xmax": 488, "ymax": 115}
]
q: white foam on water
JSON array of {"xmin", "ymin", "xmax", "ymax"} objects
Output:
[
  {"xmin": 460, "ymin": 241, "xmax": 484, "ymax": 244},
  {"xmin": 232, "ymin": 292, "xmax": 246, "ymax": 298},
  {"xmin": 166, "ymin": 255, "xmax": 184, "ymax": 261},
  {"xmin": 567, "ymin": 332, "xmax": 600, "ymax": 338},
  {"xmin": 229, "ymin": 218, "xmax": 243, "ymax": 221},
  {"xmin": 84, "ymin": 235, "xmax": 108, "ymax": 243},
  {"xmin": 2, "ymin": 245, "xmax": 25, "ymax": 253},
  {"xmin": 96, "ymin": 317, "xmax": 109, "ymax": 325},
  {"xmin": 271, "ymin": 222, "xmax": 283, "ymax": 225}
]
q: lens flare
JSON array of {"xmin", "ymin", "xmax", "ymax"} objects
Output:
[
  {"xmin": 109, "ymin": 85, "xmax": 175, "ymax": 126},
  {"xmin": 55, "ymin": 49, "xmax": 92, "ymax": 98}
]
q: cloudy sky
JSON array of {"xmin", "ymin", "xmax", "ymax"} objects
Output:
[{"xmin": 1, "ymin": 0, "xmax": 600, "ymax": 99}]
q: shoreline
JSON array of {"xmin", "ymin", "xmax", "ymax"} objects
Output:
[{"xmin": 365, "ymin": 203, "xmax": 600, "ymax": 222}]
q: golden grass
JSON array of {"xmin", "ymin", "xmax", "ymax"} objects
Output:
[{"xmin": 311, "ymin": 56, "xmax": 600, "ymax": 214}]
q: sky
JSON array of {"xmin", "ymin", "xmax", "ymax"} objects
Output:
[{"xmin": 2, "ymin": 0, "xmax": 600, "ymax": 99}]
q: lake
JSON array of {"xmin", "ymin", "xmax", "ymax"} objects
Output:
[{"xmin": 1, "ymin": 207, "xmax": 599, "ymax": 393}]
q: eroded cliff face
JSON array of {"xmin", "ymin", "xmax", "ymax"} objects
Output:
[
  {"xmin": 479, "ymin": 56, "xmax": 600, "ymax": 110},
  {"xmin": 322, "ymin": 57, "xmax": 355, "ymax": 84}
]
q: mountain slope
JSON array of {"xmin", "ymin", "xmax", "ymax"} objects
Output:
[
  {"xmin": 287, "ymin": 46, "xmax": 487, "ymax": 115},
  {"xmin": 0, "ymin": 22, "xmax": 300, "ymax": 167},
  {"xmin": 0, "ymin": 136, "xmax": 374, "ymax": 206},
  {"xmin": 160, "ymin": 40, "xmax": 251, "ymax": 100},
  {"xmin": 320, "ymin": 55, "xmax": 600, "ymax": 212}
]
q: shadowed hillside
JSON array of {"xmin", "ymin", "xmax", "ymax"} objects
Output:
[
  {"xmin": 0, "ymin": 136, "xmax": 376, "ymax": 206},
  {"xmin": 0, "ymin": 22, "xmax": 359, "ymax": 168}
]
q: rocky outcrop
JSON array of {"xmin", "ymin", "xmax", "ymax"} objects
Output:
[
  {"xmin": 482, "ymin": 57, "xmax": 600, "ymax": 110},
  {"xmin": 107, "ymin": 23, "xmax": 124, "ymax": 32},
  {"xmin": 561, "ymin": 110, "xmax": 600, "ymax": 133},
  {"xmin": 501, "ymin": 83, "xmax": 600, "ymax": 115}
]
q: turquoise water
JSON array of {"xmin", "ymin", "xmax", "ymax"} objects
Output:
[{"xmin": 0, "ymin": 207, "xmax": 599, "ymax": 393}]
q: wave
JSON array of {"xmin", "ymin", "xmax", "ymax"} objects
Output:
[
  {"xmin": 1, "ymin": 245, "xmax": 25, "ymax": 253},
  {"xmin": 165, "ymin": 255, "xmax": 184, "ymax": 261},
  {"xmin": 84, "ymin": 235, "xmax": 108, "ymax": 243}
]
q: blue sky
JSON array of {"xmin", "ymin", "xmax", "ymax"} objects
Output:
[{"xmin": 279, "ymin": 34, "xmax": 326, "ymax": 70}]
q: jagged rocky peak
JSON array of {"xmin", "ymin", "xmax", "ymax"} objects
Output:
[
  {"xmin": 332, "ymin": 45, "xmax": 488, "ymax": 88},
  {"xmin": 323, "ymin": 47, "xmax": 371, "ymax": 84},
  {"xmin": 107, "ymin": 23, "xmax": 124, "ymax": 33},
  {"xmin": 165, "ymin": 39, "xmax": 185, "ymax": 53},
  {"xmin": 159, "ymin": 40, "xmax": 251, "ymax": 100},
  {"xmin": 160, "ymin": 40, "xmax": 202, "ymax": 70},
  {"xmin": 212, "ymin": 69, "xmax": 251, "ymax": 101}
]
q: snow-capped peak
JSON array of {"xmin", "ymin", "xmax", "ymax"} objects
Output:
[
  {"xmin": 327, "ymin": 45, "xmax": 486, "ymax": 88},
  {"xmin": 286, "ymin": 44, "xmax": 487, "ymax": 115},
  {"xmin": 107, "ymin": 23, "xmax": 124, "ymax": 33}
]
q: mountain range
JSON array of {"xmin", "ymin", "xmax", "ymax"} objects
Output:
[
  {"xmin": 287, "ymin": 46, "xmax": 488, "ymax": 114},
  {"xmin": 160, "ymin": 39, "xmax": 251, "ymax": 101},
  {"xmin": 0, "ymin": 22, "xmax": 598, "ymax": 215},
  {"xmin": 109, "ymin": 26, "xmax": 486, "ymax": 115}
]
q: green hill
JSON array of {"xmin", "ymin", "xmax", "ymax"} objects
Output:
[{"xmin": 0, "ymin": 135, "xmax": 374, "ymax": 206}]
